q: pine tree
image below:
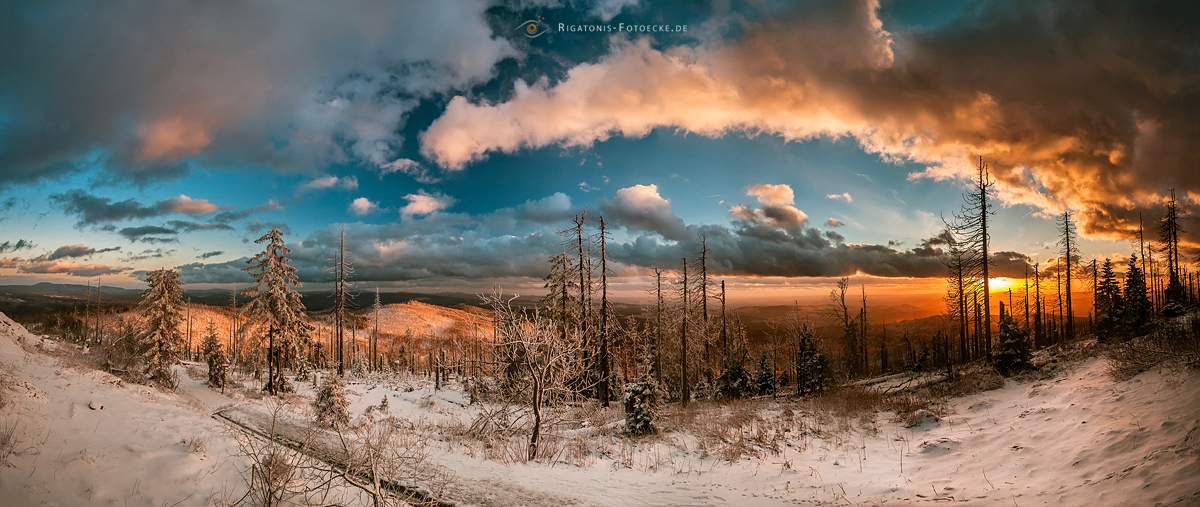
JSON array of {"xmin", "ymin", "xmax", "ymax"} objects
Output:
[
  {"xmin": 754, "ymin": 354, "xmax": 775, "ymax": 396},
  {"xmin": 993, "ymin": 315, "xmax": 1031, "ymax": 376},
  {"xmin": 795, "ymin": 325, "xmax": 828, "ymax": 396},
  {"xmin": 1095, "ymin": 258, "xmax": 1123, "ymax": 341},
  {"xmin": 138, "ymin": 268, "xmax": 186, "ymax": 389},
  {"xmin": 202, "ymin": 321, "xmax": 227, "ymax": 389},
  {"xmin": 313, "ymin": 375, "xmax": 351, "ymax": 428},
  {"xmin": 242, "ymin": 228, "xmax": 314, "ymax": 395},
  {"xmin": 1122, "ymin": 254, "xmax": 1152, "ymax": 333}
]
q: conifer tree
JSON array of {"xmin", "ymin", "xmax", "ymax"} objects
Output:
[
  {"xmin": 1122, "ymin": 254, "xmax": 1152, "ymax": 333},
  {"xmin": 754, "ymin": 354, "xmax": 775, "ymax": 396},
  {"xmin": 138, "ymin": 268, "xmax": 186, "ymax": 389},
  {"xmin": 242, "ymin": 228, "xmax": 314, "ymax": 395},
  {"xmin": 202, "ymin": 321, "xmax": 227, "ymax": 389},
  {"xmin": 1095, "ymin": 258, "xmax": 1123, "ymax": 340},
  {"xmin": 795, "ymin": 324, "xmax": 828, "ymax": 396}
]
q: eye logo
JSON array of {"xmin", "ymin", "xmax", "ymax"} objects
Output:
[{"xmin": 516, "ymin": 17, "xmax": 548, "ymax": 38}]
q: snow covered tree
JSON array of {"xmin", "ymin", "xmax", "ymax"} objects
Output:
[
  {"xmin": 993, "ymin": 315, "xmax": 1031, "ymax": 376},
  {"xmin": 242, "ymin": 228, "xmax": 314, "ymax": 395},
  {"xmin": 137, "ymin": 268, "xmax": 185, "ymax": 389},
  {"xmin": 313, "ymin": 375, "xmax": 351, "ymax": 428},
  {"xmin": 201, "ymin": 321, "xmax": 227, "ymax": 389},
  {"xmin": 623, "ymin": 379, "xmax": 655, "ymax": 435}
]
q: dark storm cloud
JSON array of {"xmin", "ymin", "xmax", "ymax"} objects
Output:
[{"xmin": 991, "ymin": 251, "xmax": 1034, "ymax": 278}]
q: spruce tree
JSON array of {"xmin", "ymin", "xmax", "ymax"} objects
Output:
[
  {"xmin": 201, "ymin": 321, "xmax": 227, "ymax": 389},
  {"xmin": 138, "ymin": 268, "xmax": 186, "ymax": 389},
  {"xmin": 795, "ymin": 327, "xmax": 828, "ymax": 396},
  {"xmin": 242, "ymin": 228, "xmax": 314, "ymax": 395},
  {"xmin": 754, "ymin": 354, "xmax": 775, "ymax": 396},
  {"xmin": 1122, "ymin": 254, "xmax": 1152, "ymax": 333},
  {"xmin": 1095, "ymin": 258, "xmax": 1123, "ymax": 340}
]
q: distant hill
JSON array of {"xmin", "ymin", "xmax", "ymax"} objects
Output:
[{"xmin": 0, "ymin": 282, "xmax": 541, "ymax": 316}]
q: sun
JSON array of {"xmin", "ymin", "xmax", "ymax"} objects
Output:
[{"xmin": 988, "ymin": 277, "xmax": 1017, "ymax": 291}]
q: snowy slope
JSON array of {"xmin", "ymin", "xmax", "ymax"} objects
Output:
[
  {"xmin": 1, "ymin": 307, "xmax": 1197, "ymax": 507},
  {"xmin": 0, "ymin": 312, "xmax": 245, "ymax": 507}
]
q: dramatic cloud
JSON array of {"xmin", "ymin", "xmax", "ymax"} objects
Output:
[
  {"xmin": 0, "ymin": 239, "xmax": 35, "ymax": 253},
  {"xmin": 601, "ymin": 184, "xmax": 686, "ymax": 240},
  {"xmin": 301, "ymin": 175, "xmax": 358, "ymax": 191},
  {"xmin": 349, "ymin": 197, "xmax": 380, "ymax": 217},
  {"xmin": 730, "ymin": 184, "xmax": 808, "ymax": 230},
  {"xmin": 46, "ymin": 244, "xmax": 121, "ymax": 260},
  {"xmin": 0, "ymin": 0, "xmax": 517, "ymax": 187},
  {"xmin": 401, "ymin": 191, "xmax": 456, "ymax": 217},
  {"xmin": 420, "ymin": 0, "xmax": 1200, "ymax": 242}
]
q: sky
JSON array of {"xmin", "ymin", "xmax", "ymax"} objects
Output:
[{"xmin": 0, "ymin": 0, "xmax": 1196, "ymax": 306}]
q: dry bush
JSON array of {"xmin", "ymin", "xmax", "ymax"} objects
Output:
[
  {"xmin": 182, "ymin": 434, "xmax": 208, "ymax": 454},
  {"xmin": 0, "ymin": 417, "xmax": 41, "ymax": 469},
  {"xmin": 928, "ymin": 366, "xmax": 1005, "ymax": 398},
  {"xmin": 1107, "ymin": 316, "xmax": 1200, "ymax": 380}
]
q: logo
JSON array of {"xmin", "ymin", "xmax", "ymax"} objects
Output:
[{"xmin": 516, "ymin": 17, "xmax": 549, "ymax": 38}]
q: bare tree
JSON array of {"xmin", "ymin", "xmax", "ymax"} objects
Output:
[
  {"xmin": 946, "ymin": 157, "xmax": 995, "ymax": 356},
  {"xmin": 1057, "ymin": 210, "xmax": 1079, "ymax": 340},
  {"xmin": 482, "ymin": 291, "xmax": 586, "ymax": 461},
  {"xmin": 825, "ymin": 277, "xmax": 861, "ymax": 377}
]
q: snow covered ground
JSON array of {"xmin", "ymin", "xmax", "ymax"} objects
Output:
[{"xmin": 1, "ymin": 311, "xmax": 1197, "ymax": 506}]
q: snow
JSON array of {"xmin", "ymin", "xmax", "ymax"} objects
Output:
[{"xmin": 1, "ymin": 309, "xmax": 1198, "ymax": 506}]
